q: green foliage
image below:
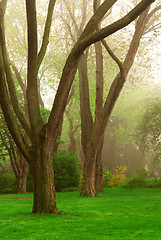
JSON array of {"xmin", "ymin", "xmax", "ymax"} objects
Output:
[
  {"xmin": 103, "ymin": 168, "xmax": 113, "ymax": 187},
  {"xmin": 56, "ymin": 136, "xmax": 66, "ymax": 146},
  {"xmin": 40, "ymin": 107, "xmax": 50, "ymax": 123},
  {"xmin": 136, "ymin": 97, "xmax": 161, "ymax": 161},
  {"xmin": 121, "ymin": 175, "xmax": 147, "ymax": 188},
  {"xmin": 120, "ymin": 168, "xmax": 161, "ymax": 188},
  {"xmin": 103, "ymin": 166, "xmax": 127, "ymax": 187},
  {"xmin": 0, "ymin": 173, "xmax": 18, "ymax": 193},
  {"xmin": 53, "ymin": 150, "xmax": 80, "ymax": 191},
  {"xmin": 146, "ymin": 178, "xmax": 161, "ymax": 188}
]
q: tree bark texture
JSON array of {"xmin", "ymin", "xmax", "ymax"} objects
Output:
[
  {"xmin": 78, "ymin": 52, "xmax": 93, "ymax": 156},
  {"xmin": 30, "ymin": 137, "xmax": 60, "ymax": 214}
]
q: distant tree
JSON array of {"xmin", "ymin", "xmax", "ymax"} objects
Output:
[
  {"xmin": 0, "ymin": 111, "xmax": 28, "ymax": 193},
  {"xmin": 136, "ymin": 97, "xmax": 161, "ymax": 162}
]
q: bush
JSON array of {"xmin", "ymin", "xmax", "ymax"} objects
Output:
[
  {"xmin": 120, "ymin": 167, "xmax": 161, "ymax": 188},
  {"xmin": 0, "ymin": 173, "xmax": 18, "ymax": 193},
  {"xmin": 109, "ymin": 165, "xmax": 127, "ymax": 187},
  {"xmin": 103, "ymin": 168, "xmax": 113, "ymax": 187},
  {"xmin": 103, "ymin": 166, "xmax": 127, "ymax": 187},
  {"xmin": 146, "ymin": 178, "xmax": 161, "ymax": 188},
  {"xmin": 53, "ymin": 150, "xmax": 80, "ymax": 191},
  {"xmin": 120, "ymin": 175, "xmax": 147, "ymax": 188}
]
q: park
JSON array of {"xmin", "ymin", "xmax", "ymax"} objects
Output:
[{"xmin": 0, "ymin": 0, "xmax": 161, "ymax": 239}]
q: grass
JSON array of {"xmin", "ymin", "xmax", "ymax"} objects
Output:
[{"xmin": 0, "ymin": 188, "xmax": 161, "ymax": 240}]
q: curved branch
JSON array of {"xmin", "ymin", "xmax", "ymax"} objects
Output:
[
  {"xmin": 11, "ymin": 63, "xmax": 26, "ymax": 97},
  {"xmin": 93, "ymin": 7, "xmax": 150, "ymax": 145},
  {"xmin": 37, "ymin": 0, "xmax": 56, "ymax": 71},
  {"xmin": 47, "ymin": 0, "xmax": 155, "ymax": 141},
  {"xmin": 78, "ymin": 0, "xmax": 155, "ymax": 52},
  {"xmin": 102, "ymin": 40, "xmax": 123, "ymax": 74},
  {"xmin": 145, "ymin": 4, "xmax": 161, "ymax": 24}
]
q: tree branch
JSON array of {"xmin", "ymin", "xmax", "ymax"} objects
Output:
[
  {"xmin": 47, "ymin": 0, "xmax": 155, "ymax": 148},
  {"xmin": 26, "ymin": 0, "xmax": 43, "ymax": 145},
  {"xmin": 0, "ymin": 48, "xmax": 32, "ymax": 162},
  {"xmin": 0, "ymin": 4, "xmax": 32, "ymax": 139},
  {"xmin": 102, "ymin": 39, "xmax": 124, "ymax": 74},
  {"xmin": 78, "ymin": 0, "xmax": 155, "ymax": 51},
  {"xmin": 37, "ymin": 0, "xmax": 56, "ymax": 71}
]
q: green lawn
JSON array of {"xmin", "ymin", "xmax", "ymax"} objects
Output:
[{"xmin": 0, "ymin": 188, "xmax": 161, "ymax": 240}]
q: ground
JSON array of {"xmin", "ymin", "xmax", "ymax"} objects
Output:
[{"xmin": 0, "ymin": 188, "xmax": 161, "ymax": 239}]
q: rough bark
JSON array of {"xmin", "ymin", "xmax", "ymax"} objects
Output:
[
  {"xmin": 31, "ymin": 153, "xmax": 59, "ymax": 214},
  {"xmin": 78, "ymin": 52, "xmax": 96, "ymax": 196},
  {"xmin": 80, "ymin": 152, "xmax": 96, "ymax": 197}
]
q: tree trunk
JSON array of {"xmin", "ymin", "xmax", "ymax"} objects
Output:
[
  {"xmin": 18, "ymin": 153, "xmax": 28, "ymax": 193},
  {"xmin": 95, "ymin": 136, "xmax": 104, "ymax": 192},
  {"xmin": 68, "ymin": 127, "xmax": 77, "ymax": 154},
  {"xmin": 94, "ymin": 30, "xmax": 104, "ymax": 193},
  {"xmin": 31, "ymin": 150, "xmax": 60, "ymax": 214},
  {"xmin": 65, "ymin": 110, "xmax": 77, "ymax": 154},
  {"xmin": 80, "ymin": 151, "xmax": 96, "ymax": 197},
  {"xmin": 78, "ymin": 52, "xmax": 96, "ymax": 196}
]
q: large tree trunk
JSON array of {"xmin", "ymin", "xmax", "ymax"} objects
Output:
[
  {"xmin": 80, "ymin": 149, "xmax": 96, "ymax": 197},
  {"xmin": 94, "ymin": 30, "xmax": 104, "ymax": 193},
  {"xmin": 78, "ymin": 52, "xmax": 96, "ymax": 196},
  {"xmin": 30, "ymin": 146, "xmax": 60, "ymax": 214}
]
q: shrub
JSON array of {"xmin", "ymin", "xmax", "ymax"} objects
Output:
[
  {"xmin": 109, "ymin": 165, "xmax": 128, "ymax": 187},
  {"xmin": 0, "ymin": 173, "xmax": 18, "ymax": 193},
  {"xmin": 53, "ymin": 150, "xmax": 80, "ymax": 191},
  {"xmin": 120, "ymin": 167, "xmax": 161, "ymax": 188},
  {"xmin": 120, "ymin": 175, "xmax": 147, "ymax": 188},
  {"xmin": 103, "ymin": 168, "xmax": 113, "ymax": 187},
  {"xmin": 146, "ymin": 177, "xmax": 161, "ymax": 188},
  {"xmin": 103, "ymin": 166, "xmax": 127, "ymax": 187}
]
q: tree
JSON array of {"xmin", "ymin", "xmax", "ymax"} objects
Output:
[
  {"xmin": 136, "ymin": 97, "xmax": 161, "ymax": 162},
  {"xmin": 80, "ymin": 1, "xmax": 160, "ymax": 196},
  {"xmin": 0, "ymin": 112, "xmax": 28, "ymax": 193},
  {"xmin": 0, "ymin": 0, "xmax": 155, "ymax": 213}
]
